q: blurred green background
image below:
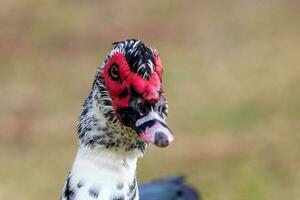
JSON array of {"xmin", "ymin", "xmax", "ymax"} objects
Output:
[{"xmin": 1, "ymin": 0, "xmax": 300, "ymax": 200}]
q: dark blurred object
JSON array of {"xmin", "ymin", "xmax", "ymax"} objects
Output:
[{"xmin": 139, "ymin": 176, "xmax": 200, "ymax": 200}]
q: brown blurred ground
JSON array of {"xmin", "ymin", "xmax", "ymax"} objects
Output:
[{"xmin": 0, "ymin": 0, "xmax": 300, "ymax": 200}]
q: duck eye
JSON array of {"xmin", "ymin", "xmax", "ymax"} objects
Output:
[{"xmin": 109, "ymin": 64, "xmax": 120, "ymax": 81}]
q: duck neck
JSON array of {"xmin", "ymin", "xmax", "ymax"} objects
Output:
[
  {"xmin": 69, "ymin": 146, "xmax": 139, "ymax": 200},
  {"xmin": 63, "ymin": 81, "xmax": 145, "ymax": 200}
]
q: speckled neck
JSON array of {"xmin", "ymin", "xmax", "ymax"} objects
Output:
[{"xmin": 61, "ymin": 79, "xmax": 148, "ymax": 200}]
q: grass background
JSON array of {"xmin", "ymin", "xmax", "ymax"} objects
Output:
[{"xmin": 1, "ymin": 0, "xmax": 300, "ymax": 199}]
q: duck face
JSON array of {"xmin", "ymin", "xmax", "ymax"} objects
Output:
[{"xmin": 99, "ymin": 40, "xmax": 173, "ymax": 147}]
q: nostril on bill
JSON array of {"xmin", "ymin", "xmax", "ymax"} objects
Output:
[
  {"xmin": 154, "ymin": 131, "xmax": 169, "ymax": 147},
  {"xmin": 137, "ymin": 101, "xmax": 150, "ymax": 116}
]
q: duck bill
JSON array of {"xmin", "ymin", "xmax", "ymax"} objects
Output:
[{"xmin": 135, "ymin": 111, "xmax": 174, "ymax": 147}]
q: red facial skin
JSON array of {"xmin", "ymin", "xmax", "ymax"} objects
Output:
[{"xmin": 101, "ymin": 51, "xmax": 163, "ymax": 121}]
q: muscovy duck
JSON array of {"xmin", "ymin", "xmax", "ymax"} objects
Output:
[{"xmin": 60, "ymin": 39, "xmax": 200, "ymax": 200}]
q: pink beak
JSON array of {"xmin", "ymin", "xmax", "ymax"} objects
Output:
[{"xmin": 135, "ymin": 111, "xmax": 174, "ymax": 147}]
